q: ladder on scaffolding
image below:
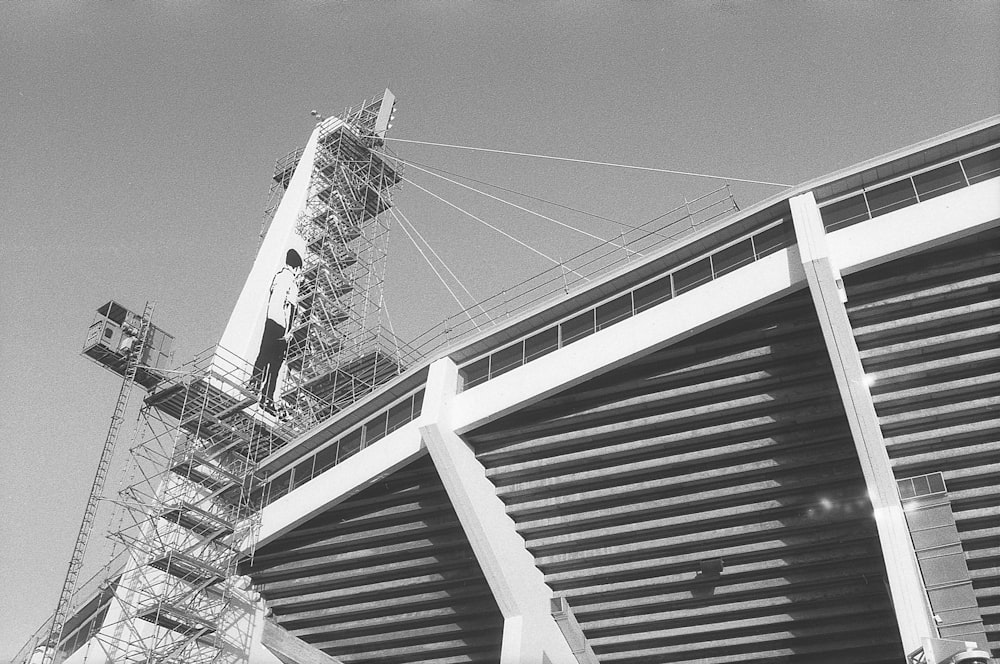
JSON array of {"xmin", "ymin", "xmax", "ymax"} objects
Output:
[{"xmin": 44, "ymin": 302, "xmax": 155, "ymax": 664}]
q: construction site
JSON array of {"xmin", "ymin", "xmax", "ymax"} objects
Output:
[{"xmin": 9, "ymin": 85, "xmax": 1000, "ymax": 664}]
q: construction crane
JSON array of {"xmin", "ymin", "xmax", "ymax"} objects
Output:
[{"xmin": 42, "ymin": 302, "xmax": 155, "ymax": 664}]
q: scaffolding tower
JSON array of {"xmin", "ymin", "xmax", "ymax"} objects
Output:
[
  {"xmin": 91, "ymin": 346, "xmax": 287, "ymax": 663},
  {"xmin": 29, "ymin": 307, "xmax": 301, "ymax": 664},
  {"xmin": 283, "ymin": 92, "xmax": 407, "ymax": 416},
  {"xmin": 21, "ymin": 92, "xmax": 408, "ymax": 664}
]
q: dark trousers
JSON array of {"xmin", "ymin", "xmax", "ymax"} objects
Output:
[{"xmin": 252, "ymin": 319, "xmax": 287, "ymax": 405}]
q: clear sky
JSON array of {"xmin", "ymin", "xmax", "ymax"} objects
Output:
[{"xmin": 1, "ymin": 1, "xmax": 997, "ymax": 658}]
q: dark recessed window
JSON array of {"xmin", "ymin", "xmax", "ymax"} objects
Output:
[
  {"xmin": 313, "ymin": 443, "xmax": 339, "ymax": 476},
  {"xmin": 560, "ymin": 310, "xmax": 596, "ymax": 346},
  {"xmin": 363, "ymin": 411, "xmax": 388, "ymax": 446},
  {"xmin": 596, "ymin": 294, "xmax": 633, "ymax": 331},
  {"xmin": 524, "ymin": 327, "xmax": 559, "ymax": 362},
  {"xmin": 338, "ymin": 429, "xmax": 363, "ymax": 462},
  {"xmin": 412, "ymin": 389, "xmax": 425, "ymax": 417},
  {"xmin": 897, "ymin": 478, "xmax": 916, "ymax": 500},
  {"xmin": 633, "ymin": 275, "xmax": 672, "ymax": 313},
  {"xmin": 962, "ymin": 147, "xmax": 1000, "ymax": 185},
  {"xmin": 821, "ymin": 194, "xmax": 870, "ymax": 232},
  {"xmin": 673, "ymin": 258, "xmax": 712, "ymax": 295},
  {"xmin": 462, "ymin": 357, "xmax": 490, "ymax": 389},
  {"xmin": 866, "ymin": 179, "xmax": 917, "ymax": 217},
  {"xmin": 753, "ymin": 221, "xmax": 791, "ymax": 258},
  {"xmin": 268, "ymin": 471, "xmax": 291, "ymax": 502},
  {"xmin": 913, "ymin": 162, "xmax": 966, "ymax": 201},
  {"xmin": 386, "ymin": 399, "xmax": 412, "ymax": 434},
  {"xmin": 711, "ymin": 239, "xmax": 755, "ymax": 277},
  {"xmin": 490, "ymin": 342, "xmax": 524, "ymax": 378},
  {"xmin": 289, "ymin": 457, "xmax": 315, "ymax": 491}
]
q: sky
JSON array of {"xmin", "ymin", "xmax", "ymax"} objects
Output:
[{"xmin": 1, "ymin": 1, "xmax": 998, "ymax": 659}]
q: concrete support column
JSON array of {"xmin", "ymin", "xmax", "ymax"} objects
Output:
[
  {"xmin": 790, "ymin": 191, "xmax": 938, "ymax": 651},
  {"xmin": 418, "ymin": 357, "xmax": 579, "ymax": 664}
]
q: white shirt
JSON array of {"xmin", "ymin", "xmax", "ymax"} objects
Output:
[{"xmin": 266, "ymin": 267, "xmax": 299, "ymax": 328}]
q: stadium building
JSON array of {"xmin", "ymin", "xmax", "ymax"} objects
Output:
[{"xmin": 18, "ymin": 101, "xmax": 1000, "ymax": 664}]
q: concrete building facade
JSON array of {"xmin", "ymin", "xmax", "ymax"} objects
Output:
[
  {"xmin": 241, "ymin": 116, "xmax": 1000, "ymax": 664},
  {"xmin": 31, "ymin": 116, "xmax": 1000, "ymax": 664}
]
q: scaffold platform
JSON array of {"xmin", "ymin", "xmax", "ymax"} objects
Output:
[
  {"xmin": 137, "ymin": 602, "xmax": 217, "ymax": 637},
  {"xmin": 169, "ymin": 450, "xmax": 242, "ymax": 493},
  {"xmin": 158, "ymin": 502, "xmax": 234, "ymax": 538},
  {"xmin": 144, "ymin": 367, "xmax": 292, "ymax": 462},
  {"xmin": 148, "ymin": 551, "xmax": 226, "ymax": 588}
]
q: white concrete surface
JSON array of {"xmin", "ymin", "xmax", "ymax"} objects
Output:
[
  {"xmin": 829, "ymin": 177, "xmax": 1000, "ymax": 275},
  {"xmin": 450, "ymin": 245, "xmax": 807, "ymax": 434},
  {"xmin": 419, "ymin": 357, "xmax": 580, "ymax": 664},
  {"xmin": 253, "ymin": 421, "xmax": 425, "ymax": 548},
  {"xmin": 791, "ymin": 190, "xmax": 939, "ymax": 652}
]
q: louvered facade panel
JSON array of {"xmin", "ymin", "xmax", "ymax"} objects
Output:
[
  {"xmin": 467, "ymin": 290, "xmax": 907, "ymax": 664},
  {"xmin": 244, "ymin": 456, "xmax": 504, "ymax": 664},
  {"xmin": 845, "ymin": 226, "xmax": 1000, "ymax": 657}
]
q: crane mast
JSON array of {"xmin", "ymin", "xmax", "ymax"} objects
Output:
[{"xmin": 43, "ymin": 302, "xmax": 154, "ymax": 664}]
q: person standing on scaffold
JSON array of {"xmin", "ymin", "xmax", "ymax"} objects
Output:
[{"xmin": 249, "ymin": 248, "xmax": 302, "ymax": 415}]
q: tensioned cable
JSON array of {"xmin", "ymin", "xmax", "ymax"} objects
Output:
[
  {"xmin": 402, "ymin": 176, "xmax": 586, "ymax": 279},
  {"xmin": 387, "ymin": 155, "xmax": 648, "ymax": 235},
  {"xmin": 393, "ymin": 206, "xmax": 492, "ymax": 321},
  {"xmin": 386, "ymin": 154, "xmax": 725, "ymax": 246},
  {"xmin": 388, "ymin": 154, "xmax": 614, "ymax": 247},
  {"xmin": 384, "ymin": 137, "xmax": 792, "ymax": 188},
  {"xmin": 389, "ymin": 206, "xmax": 468, "ymax": 312},
  {"xmin": 388, "ymin": 207, "xmax": 481, "ymax": 329}
]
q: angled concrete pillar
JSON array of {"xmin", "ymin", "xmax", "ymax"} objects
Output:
[
  {"xmin": 790, "ymin": 191, "xmax": 938, "ymax": 651},
  {"xmin": 418, "ymin": 357, "xmax": 581, "ymax": 664},
  {"xmin": 259, "ymin": 618, "xmax": 343, "ymax": 664}
]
